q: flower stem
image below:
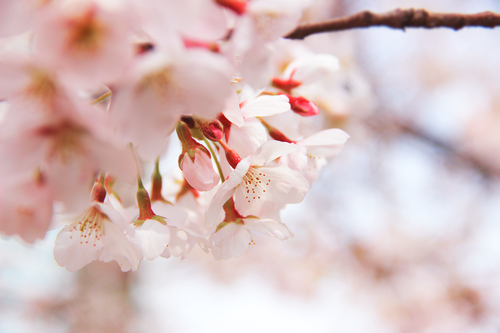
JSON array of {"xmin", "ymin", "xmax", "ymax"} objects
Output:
[
  {"xmin": 202, "ymin": 136, "xmax": 225, "ymax": 183},
  {"xmin": 91, "ymin": 91, "xmax": 112, "ymax": 105}
]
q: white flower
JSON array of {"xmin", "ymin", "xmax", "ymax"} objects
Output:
[
  {"xmin": 209, "ymin": 198, "xmax": 291, "ymax": 260},
  {"xmin": 206, "ymin": 140, "xmax": 310, "ymax": 228},
  {"xmin": 283, "ymin": 128, "xmax": 350, "ymax": 183},
  {"xmin": 54, "ymin": 201, "xmax": 142, "ymax": 272}
]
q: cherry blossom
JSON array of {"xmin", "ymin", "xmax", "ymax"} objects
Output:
[
  {"xmin": 206, "ymin": 140, "xmax": 310, "ymax": 228},
  {"xmin": 210, "ymin": 199, "xmax": 291, "ymax": 260},
  {"xmin": 0, "ymin": 0, "xmax": 354, "ymax": 269},
  {"xmin": 54, "ymin": 181, "xmax": 142, "ymax": 272}
]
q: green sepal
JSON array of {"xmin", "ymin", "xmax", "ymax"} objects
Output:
[
  {"xmin": 215, "ymin": 222, "xmax": 229, "ymax": 233},
  {"xmin": 152, "ymin": 215, "xmax": 167, "ymax": 225}
]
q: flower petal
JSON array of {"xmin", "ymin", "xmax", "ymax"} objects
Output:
[{"xmin": 243, "ymin": 218, "xmax": 291, "ymax": 240}]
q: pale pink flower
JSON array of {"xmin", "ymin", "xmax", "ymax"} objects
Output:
[
  {"xmin": 54, "ymin": 200, "xmax": 142, "ymax": 272},
  {"xmin": 205, "ymin": 140, "xmax": 310, "ymax": 228},
  {"xmin": 34, "ymin": 0, "xmax": 139, "ymax": 86},
  {"xmin": 283, "ymin": 128, "xmax": 350, "ymax": 183},
  {"xmin": 209, "ymin": 199, "xmax": 291, "ymax": 260},
  {"xmin": 0, "ymin": 82, "xmax": 135, "ymax": 211},
  {"xmin": 0, "ymin": 169, "xmax": 53, "ymax": 243},
  {"xmin": 110, "ymin": 48, "xmax": 231, "ymax": 160},
  {"xmin": 221, "ymin": 87, "xmax": 290, "ymax": 157}
]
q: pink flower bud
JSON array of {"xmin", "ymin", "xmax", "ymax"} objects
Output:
[
  {"xmin": 219, "ymin": 140, "xmax": 242, "ymax": 169},
  {"xmin": 288, "ymin": 95, "xmax": 319, "ymax": 117},
  {"xmin": 202, "ymin": 119, "xmax": 224, "ymax": 141},
  {"xmin": 215, "ymin": 0, "xmax": 247, "ymax": 15},
  {"xmin": 272, "ymin": 77, "xmax": 302, "ymax": 93}
]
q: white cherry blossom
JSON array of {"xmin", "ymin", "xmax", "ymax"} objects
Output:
[
  {"xmin": 54, "ymin": 196, "xmax": 142, "ymax": 272},
  {"xmin": 206, "ymin": 140, "xmax": 310, "ymax": 228}
]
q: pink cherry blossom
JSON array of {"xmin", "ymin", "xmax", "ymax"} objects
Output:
[
  {"xmin": 110, "ymin": 48, "xmax": 232, "ymax": 160},
  {"xmin": 34, "ymin": 0, "xmax": 139, "ymax": 86}
]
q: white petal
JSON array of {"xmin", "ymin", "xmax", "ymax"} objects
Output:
[
  {"xmin": 283, "ymin": 54, "xmax": 340, "ymax": 84},
  {"xmin": 99, "ymin": 221, "xmax": 142, "ymax": 272},
  {"xmin": 204, "ymin": 157, "xmax": 251, "ymax": 228},
  {"xmin": 210, "ymin": 223, "xmax": 252, "ymax": 260},
  {"xmin": 243, "ymin": 218, "xmax": 291, "ymax": 240},
  {"xmin": 251, "ymin": 141, "xmax": 298, "ymax": 166},
  {"xmin": 54, "ymin": 225, "xmax": 102, "ymax": 272},
  {"xmin": 228, "ymin": 119, "xmax": 267, "ymax": 158},
  {"xmin": 134, "ymin": 220, "xmax": 171, "ymax": 260},
  {"xmin": 222, "ymin": 88, "xmax": 245, "ymax": 127},
  {"xmin": 240, "ymin": 94, "xmax": 290, "ymax": 119},
  {"xmin": 257, "ymin": 165, "xmax": 310, "ymax": 205},
  {"xmin": 298, "ymin": 128, "xmax": 350, "ymax": 146},
  {"xmin": 166, "ymin": 227, "xmax": 190, "ymax": 258}
]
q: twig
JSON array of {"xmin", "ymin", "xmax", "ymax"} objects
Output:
[{"xmin": 286, "ymin": 8, "xmax": 500, "ymax": 39}]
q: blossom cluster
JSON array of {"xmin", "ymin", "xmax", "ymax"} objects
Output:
[{"xmin": 0, "ymin": 0, "xmax": 349, "ymax": 271}]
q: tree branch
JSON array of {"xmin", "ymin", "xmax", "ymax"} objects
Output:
[{"xmin": 286, "ymin": 8, "xmax": 500, "ymax": 39}]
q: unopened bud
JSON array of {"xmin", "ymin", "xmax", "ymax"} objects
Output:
[
  {"xmin": 202, "ymin": 119, "xmax": 224, "ymax": 141},
  {"xmin": 259, "ymin": 118, "xmax": 295, "ymax": 144},
  {"xmin": 272, "ymin": 77, "xmax": 302, "ymax": 93},
  {"xmin": 288, "ymin": 95, "xmax": 319, "ymax": 117},
  {"xmin": 219, "ymin": 140, "xmax": 242, "ymax": 169},
  {"xmin": 215, "ymin": 0, "xmax": 246, "ymax": 15}
]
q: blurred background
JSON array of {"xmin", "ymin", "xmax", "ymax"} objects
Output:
[{"xmin": 2, "ymin": 0, "xmax": 500, "ymax": 332}]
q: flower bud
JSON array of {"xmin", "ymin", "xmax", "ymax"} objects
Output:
[
  {"xmin": 260, "ymin": 118, "xmax": 295, "ymax": 143},
  {"xmin": 215, "ymin": 0, "xmax": 247, "ymax": 15},
  {"xmin": 202, "ymin": 119, "xmax": 224, "ymax": 141},
  {"xmin": 272, "ymin": 77, "xmax": 302, "ymax": 93},
  {"xmin": 288, "ymin": 95, "xmax": 319, "ymax": 117},
  {"xmin": 219, "ymin": 140, "xmax": 242, "ymax": 169}
]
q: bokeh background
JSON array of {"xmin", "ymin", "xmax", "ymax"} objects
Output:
[{"xmin": 2, "ymin": 0, "xmax": 500, "ymax": 332}]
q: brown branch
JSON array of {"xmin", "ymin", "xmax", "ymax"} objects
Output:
[{"xmin": 286, "ymin": 8, "xmax": 500, "ymax": 39}]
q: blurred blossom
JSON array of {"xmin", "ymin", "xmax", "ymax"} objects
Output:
[{"xmin": 3, "ymin": 0, "xmax": 500, "ymax": 332}]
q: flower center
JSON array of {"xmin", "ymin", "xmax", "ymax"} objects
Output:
[
  {"xmin": 138, "ymin": 66, "xmax": 179, "ymax": 99},
  {"xmin": 69, "ymin": 206, "xmax": 106, "ymax": 247},
  {"xmin": 25, "ymin": 69, "xmax": 57, "ymax": 105},
  {"xmin": 242, "ymin": 167, "xmax": 271, "ymax": 203},
  {"xmin": 66, "ymin": 7, "xmax": 106, "ymax": 54},
  {"xmin": 38, "ymin": 121, "xmax": 88, "ymax": 164}
]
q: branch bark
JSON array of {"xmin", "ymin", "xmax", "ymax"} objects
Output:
[{"xmin": 286, "ymin": 8, "xmax": 500, "ymax": 39}]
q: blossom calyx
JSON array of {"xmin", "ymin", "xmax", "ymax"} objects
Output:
[
  {"xmin": 176, "ymin": 122, "xmax": 211, "ymax": 168},
  {"xmin": 216, "ymin": 199, "xmax": 244, "ymax": 232},
  {"xmin": 135, "ymin": 176, "xmax": 166, "ymax": 227}
]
